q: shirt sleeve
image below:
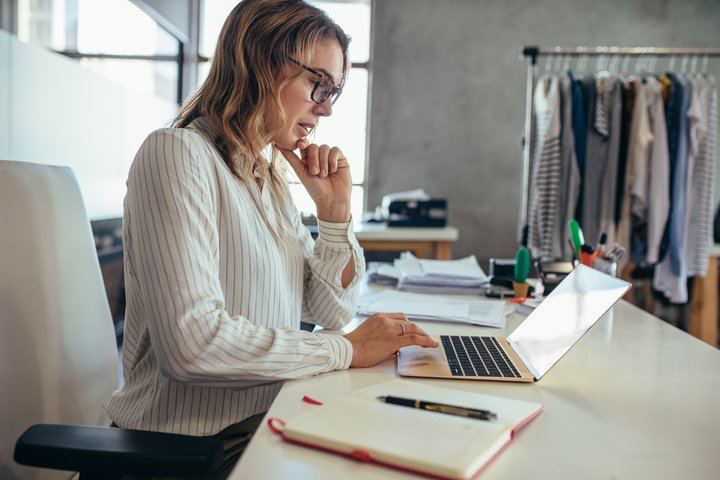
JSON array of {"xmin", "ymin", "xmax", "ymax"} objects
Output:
[
  {"xmin": 124, "ymin": 129, "xmax": 354, "ymax": 387},
  {"xmin": 291, "ymin": 209, "xmax": 366, "ymax": 331}
]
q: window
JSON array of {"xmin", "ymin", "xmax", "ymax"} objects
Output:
[
  {"xmin": 16, "ymin": 0, "xmax": 182, "ymax": 103},
  {"xmin": 200, "ymin": 0, "xmax": 372, "ymax": 221}
]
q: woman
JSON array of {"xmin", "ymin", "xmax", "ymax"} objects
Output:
[{"xmin": 107, "ymin": 0, "xmax": 437, "ymax": 475}]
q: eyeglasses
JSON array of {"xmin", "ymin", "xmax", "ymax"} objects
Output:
[{"xmin": 290, "ymin": 59, "xmax": 344, "ymax": 105}]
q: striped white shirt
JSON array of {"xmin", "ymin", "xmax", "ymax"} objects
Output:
[
  {"xmin": 528, "ymin": 75, "xmax": 563, "ymax": 259},
  {"xmin": 106, "ymin": 122, "xmax": 364, "ymax": 436},
  {"xmin": 686, "ymin": 75, "xmax": 716, "ymax": 277}
]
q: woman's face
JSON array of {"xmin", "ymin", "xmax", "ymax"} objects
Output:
[{"xmin": 272, "ymin": 38, "xmax": 344, "ymax": 150}]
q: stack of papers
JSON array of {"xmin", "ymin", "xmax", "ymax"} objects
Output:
[
  {"xmin": 358, "ymin": 290, "xmax": 505, "ymax": 328},
  {"xmin": 394, "ymin": 252, "xmax": 490, "ymax": 295},
  {"xmin": 366, "ymin": 262, "xmax": 399, "ymax": 286},
  {"xmin": 514, "ymin": 298, "xmax": 543, "ymax": 317}
]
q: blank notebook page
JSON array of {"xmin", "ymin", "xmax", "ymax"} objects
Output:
[
  {"xmin": 284, "ymin": 396, "xmax": 507, "ymax": 478},
  {"xmin": 280, "ymin": 380, "xmax": 542, "ymax": 479}
]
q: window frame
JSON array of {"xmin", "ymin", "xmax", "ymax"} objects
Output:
[{"xmin": 10, "ymin": 0, "xmax": 189, "ymax": 105}]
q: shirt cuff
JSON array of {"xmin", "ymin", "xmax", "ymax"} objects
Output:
[
  {"xmin": 317, "ymin": 218, "xmax": 354, "ymax": 247},
  {"xmin": 317, "ymin": 332, "xmax": 353, "ymax": 370}
]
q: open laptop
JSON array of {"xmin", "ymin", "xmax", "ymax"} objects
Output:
[{"xmin": 398, "ymin": 264, "xmax": 630, "ymax": 382}]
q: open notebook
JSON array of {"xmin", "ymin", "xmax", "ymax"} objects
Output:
[{"xmin": 268, "ymin": 379, "xmax": 542, "ymax": 480}]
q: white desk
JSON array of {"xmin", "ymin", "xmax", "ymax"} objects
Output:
[
  {"xmin": 231, "ymin": 288, "xmax": 720, "ymax": 479},
  {"xmin": 353, "ymin": 224, "xmax": 459, "ymax": 259}
]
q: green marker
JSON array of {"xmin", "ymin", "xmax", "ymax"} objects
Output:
[
  {"xmin": 514, "ymin": 246, "xmax": 530, "ymax": 284},
  {"xmin": 568, "ymin": 219, "xmax": 584, "ymax": 262}
]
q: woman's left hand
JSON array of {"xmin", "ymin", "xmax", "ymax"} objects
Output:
[{"xmin": 278, "ymin": 139, "xmax": 352, "ymax": 223}]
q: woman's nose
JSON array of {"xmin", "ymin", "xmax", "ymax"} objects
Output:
[{"xmin": 313, "ymin": 98, "xmax": 333, "ymax": 117}]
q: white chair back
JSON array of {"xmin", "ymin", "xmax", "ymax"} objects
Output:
[{"xmin": 0, "ymin": 160, "xmax": 119, "ymax": 479}]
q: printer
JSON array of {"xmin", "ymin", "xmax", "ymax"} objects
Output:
[{"xmin": 378, "ymin": 189, "xmax": 447, "ymax": 227}]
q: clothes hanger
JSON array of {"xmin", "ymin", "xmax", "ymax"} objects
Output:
[
  {"xmin": 621, "ymin": 55, "xmax": 631, "ymax": 75},
  {"xmin": 578, "ymin": 54, "xmax": 589, "ymax": 74},
  {"xmin": 635, "ymin": 55, "xmax": 651, "ymax": 82}
]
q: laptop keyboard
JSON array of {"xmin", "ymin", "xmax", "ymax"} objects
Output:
[{"xmin": 440, "ymin": 335, "xmax": 521, "ymax": 378}]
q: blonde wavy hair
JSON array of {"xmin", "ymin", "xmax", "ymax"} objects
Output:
[{"xmin": 174, "ymin": 0, "xmax": 350, "ymax": 194}]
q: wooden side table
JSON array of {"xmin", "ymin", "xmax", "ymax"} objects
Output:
[
  {"xmin": 353, "ymin": 224, "xmax": 459, "ymax": 260},
  {"xmin": 688, "ymin": 244, "xmax": 720, "ymax": 348}
]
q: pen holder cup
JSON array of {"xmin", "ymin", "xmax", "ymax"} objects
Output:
[
  {"xmin": 593, "ymin": 258, "xmax": 618, "ymax": 276},
  {"xmin": 512, "ymin": 281, "xmax": 529, "ymax": 298},
  {"xmin": 536, "ymin": 260, "xmax": 574, "ymax": 295}
]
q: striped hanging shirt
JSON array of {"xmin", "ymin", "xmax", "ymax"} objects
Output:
[{"xmin": 106, "ymin": 120, "xmax": 364, "ymax": 436}]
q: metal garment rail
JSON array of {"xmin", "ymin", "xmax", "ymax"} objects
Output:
[{"xmin": 517, "ymin": 45, "xmax": 720, "ymax": 247}]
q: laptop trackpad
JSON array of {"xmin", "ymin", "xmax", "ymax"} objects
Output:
[{"xmin": 398, "ymin": 339, "xmax": 450, "ymax": 377}]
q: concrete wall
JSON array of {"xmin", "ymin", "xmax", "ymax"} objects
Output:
[{"xmin": 368, "ymin": 0, "xmax": 720, "ymax": 266}]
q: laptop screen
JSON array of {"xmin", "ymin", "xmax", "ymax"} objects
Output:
[{"xmin": 508, "ymin": 265, "xmax": 630, "ymax": 380}]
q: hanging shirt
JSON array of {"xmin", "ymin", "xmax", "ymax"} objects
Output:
[
  {"xmin": 577, "ymin": 76, "xmax": 597, "ymax": 226},
  {"xmin": 615, "ymin": 79, "xmax": 637, "ymax": 275},
  {"xmin": 107, "ymin": 121, "xmax": 364, "ymax": 436},
  {"xmin": 614, "ymin": 80, "xmax": 634, "ymax": 225},
  {"xmin": 559, "ymin": 72, "xmax": 581, "ymax": 260},
  {"xmin": 567, "ymin": 70, "xmax": 587, "ymax": 178},
  {"xmin": 654, "ymin": 74, "xmax": 693, "ymax": 303},
  {"xmin": 626, "ymin": 76, "xmax": 670, "ymax": 265},
  {"xmin": 669, "ymin": 78, "xmax": 693, "ymax": 276},
  {"xmin": 527, "ymin": 75, "xmax": 563, "ymax": 259},
  {"xmin": 582, "ymin": 73, "xmax": 623, "ymax": 246},
  {"xmin": 685, "ymin": 75, "xmax": 717, "ymax": 277},
  {"xmin": 657, "ymin": 72, "xmax": 686, "ymax": 262}
]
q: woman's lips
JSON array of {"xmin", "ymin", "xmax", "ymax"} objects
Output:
[{"xmin": 298, "ymin": 123, "xmax": 314, "ymax": 136}]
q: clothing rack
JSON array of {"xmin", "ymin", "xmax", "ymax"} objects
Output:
[{"xmin": 517, "ymin": 45, "xmax": 720, "ymax": 246}]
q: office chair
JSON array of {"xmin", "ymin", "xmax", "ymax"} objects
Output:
[{"xmin": 0, "ymin": 160, "xmax": 224, "ymax": 479}]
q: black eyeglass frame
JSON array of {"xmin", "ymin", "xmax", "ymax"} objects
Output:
[{"xmin": 290, "ymin": 59, "xmax": 346, "ymax": 105}]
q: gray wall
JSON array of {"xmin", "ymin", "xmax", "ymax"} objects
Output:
[{"xmin": 368, "ymin": 0, "xmax": 720, "ymax": 267}]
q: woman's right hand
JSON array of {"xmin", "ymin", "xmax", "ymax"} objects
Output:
[
  {"xmin": 343, "ymin": 313, "xmax": 439, "ymax": 368},
  {"xmin": 278, "ymin": 139, "xmax": 352, "ymax": 223}
]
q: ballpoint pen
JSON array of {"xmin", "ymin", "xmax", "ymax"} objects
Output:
[{"xmin": 377, "ymin": 395, "xmax": 497, "ymax": 421}]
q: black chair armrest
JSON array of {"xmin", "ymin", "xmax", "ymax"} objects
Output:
[{"xmin": 14, "ymin": 424, "xmax": 224, "ymax": 478}]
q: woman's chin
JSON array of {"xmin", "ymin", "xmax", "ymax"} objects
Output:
[{"xmin": 273, "ymin": 136, "xmax": 299, "ymax": 151}]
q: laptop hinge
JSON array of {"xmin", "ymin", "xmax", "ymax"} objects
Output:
[{"xmin": 507, "ymin": 338, "xmax": 541, "ymax": 380}]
